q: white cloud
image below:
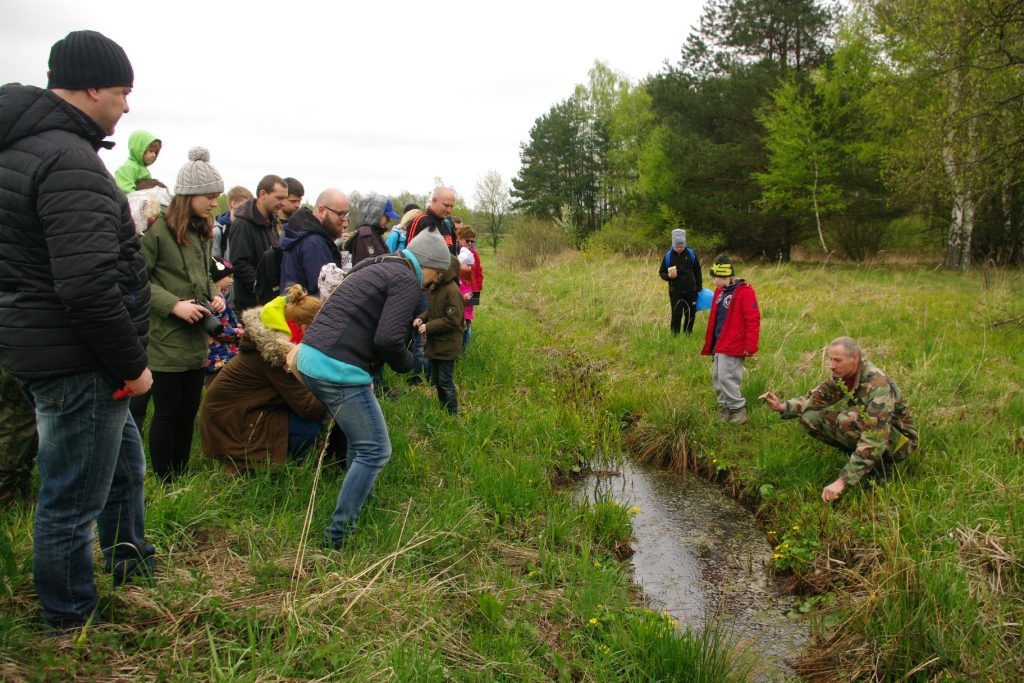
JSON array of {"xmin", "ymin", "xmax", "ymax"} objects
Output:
[{"xmin": 3, "ymin": 0, "xmax": 702, "ymax": 206}]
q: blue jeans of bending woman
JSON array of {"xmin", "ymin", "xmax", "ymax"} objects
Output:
[{"xmin": 298, "ymin": 372, "xmax": 391, "ymax": 545}]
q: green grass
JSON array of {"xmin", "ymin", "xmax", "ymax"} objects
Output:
[{"xmin": 1, "ymin": 255, "xmax": 1020, "ymax": 680}]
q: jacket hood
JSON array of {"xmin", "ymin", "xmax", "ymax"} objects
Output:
[
  {"xmin": 440, "ymin": 254, "xmax": 460, "ymax": 285},
  {"xmin": 0, "ymin": 83, "xmax": 110, "ymax": 152},
  {"xmin": 127, "ymin": 129, "xmax": 159, "ymax": 164},
  {"xmin": 239, "ymin": 305, "xmax": 294, "ymax": 368},
  {"xmin": 356, "ymin": 193, "xmax": 387, "ymax": 229},
  {"xmin": 233, "ymin": 197, "xmax": 273, "ymax": 226},
  {"xmin": 280, "ymin": 207, "xmax": 330, "ymax": 251}
]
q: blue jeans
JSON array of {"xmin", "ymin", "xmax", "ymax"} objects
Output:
[
  {"xmin": 298, "ymin": 373, "xmax": 391, "ymax": 544},
  {"xmin": 23, "ymin": 370, "xmax": 154, "ymax": 630}
]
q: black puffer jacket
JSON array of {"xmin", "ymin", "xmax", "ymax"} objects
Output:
[
  {"xmin": 302, "ymin": 257, "xmax": 421, "ymax": 374},
  {"xmin": 0, "ymin": 84, "xmax": 149, "ymax": 381}
]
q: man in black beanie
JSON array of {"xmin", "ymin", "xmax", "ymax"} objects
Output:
[{"xmin": 0, "ymin": 30, "xmax": 155, "ymax": 631}]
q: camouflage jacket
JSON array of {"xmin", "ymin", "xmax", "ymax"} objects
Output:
[{"xmin": 782, "ymin": 360, "xmax": 918, "ymax": 485}]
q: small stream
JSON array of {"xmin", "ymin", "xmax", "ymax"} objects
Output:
[{"xmin": 578, "ymin": 459, "xmax": 807, "ymax": 680}]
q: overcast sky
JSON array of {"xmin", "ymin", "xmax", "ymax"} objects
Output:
[{"xmin": 4, "ymin": 0, "xmax": 703, "ymax": 207}]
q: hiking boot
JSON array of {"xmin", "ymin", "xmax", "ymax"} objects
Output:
[
  {"xmin": 728, "ymin": 407, "xmax": 748, "ymax": 424},
  {"xmin": 719, "ymin": 405, "xmax": 731, "ymax": 422}
]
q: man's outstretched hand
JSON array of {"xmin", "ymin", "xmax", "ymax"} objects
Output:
[{"xmin": 758, "ymin": 391, "xmax": 785, "ymax": 413}]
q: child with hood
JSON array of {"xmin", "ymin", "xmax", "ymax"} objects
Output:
[
  {"xmin": 200, "ymin": 284, "xmax": 326, "ymax": 474},
  {"xmin": 413, "ymin": 254, "xmax": 465, "ymax": 415},
  {"xmin": 114, "ymin": 129, "xmax": 161, "ymax": 193}
]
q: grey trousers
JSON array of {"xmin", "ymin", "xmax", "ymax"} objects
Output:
[{"xmin": 712, "ymin": 354, "xmax": 745, "ymax": 409}]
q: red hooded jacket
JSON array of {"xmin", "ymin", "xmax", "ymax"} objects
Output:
[{"xmin": 701, "ymin": 281, "xmax": 760, "ymax": 357}]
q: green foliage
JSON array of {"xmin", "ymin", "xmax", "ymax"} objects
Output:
[
  {"xmin": 755, "ymin": 79, "xmax": 846, "ymax": 253},
  {"xmin": 771, "ymin": 524, "xmax": 821, "ymax": 573},
  {"xmin": 587, "ymin": 212, "xmax": 662, "ymax": 256},
  {"xmin": 495, "ymin": 215, "xmax": 570, "ymax": 271}
]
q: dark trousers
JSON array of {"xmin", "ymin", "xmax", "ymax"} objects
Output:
[
  {"xmin": 429, "ymin": 360, "xmax": 458, "ymax": 415},
  {"xmin": 669, "ymin": 290, "xmax": 697, "ymax": 335},
  {"xmin": 149, "ymin": 369, "xmax": 205, "ymax": 483},
  {"xmin": 128, "ymin": 392, "xmax": 149, "ymax": 435}
]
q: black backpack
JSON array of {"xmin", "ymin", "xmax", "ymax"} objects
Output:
[{"xmin": 255, "ymin": 244, "xmax": 282, "ymax": 304}]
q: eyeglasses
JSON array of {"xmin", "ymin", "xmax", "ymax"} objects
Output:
[{"xmin": 323, "ymin": 206, "xmax": 349, "ymax": 218}]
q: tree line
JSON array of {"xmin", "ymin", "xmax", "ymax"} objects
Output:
[{"xmin": 508, "ymin": 0, "xmax": 1024, "ymax": 270}]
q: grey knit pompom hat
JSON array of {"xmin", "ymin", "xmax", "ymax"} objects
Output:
[{"xmin": 174, "ymin": 146, "xmax": 224, "ymax": 196}]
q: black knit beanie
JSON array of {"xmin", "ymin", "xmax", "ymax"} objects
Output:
[{"xmin": 47, "ymin": 30, "xmax": 134, "ymax": 89}]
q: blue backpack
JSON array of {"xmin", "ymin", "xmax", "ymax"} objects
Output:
[{"xmin": 664, "ymin": 248, "xmax": 695, "ymax": 268}]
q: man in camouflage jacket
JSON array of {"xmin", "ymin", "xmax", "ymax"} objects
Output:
[{"xmin": 759, "ymin": 337, "xmax": 918, "ymax": 502}]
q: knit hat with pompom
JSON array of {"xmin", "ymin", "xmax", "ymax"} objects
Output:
[{"xmin": 175, "ymin": 146, "xmax": 224, "ymax": 196}]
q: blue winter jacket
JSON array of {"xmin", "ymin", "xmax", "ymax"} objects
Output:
[{"xmin": 278, "ymin": 207, "xmax": 341, "ymax": 296}]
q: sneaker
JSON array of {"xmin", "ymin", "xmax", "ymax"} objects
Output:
[
  {"xmin": 728, "ymin": 407, "xmax": 748, "ymax": 424},
  {"xmin": 719, "ymin": 405, "xmax": 731, "ymax": 422}
]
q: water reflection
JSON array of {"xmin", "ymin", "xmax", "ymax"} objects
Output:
[{"xmin": 578, "ymin": 459, "xmax": 806, "ymax": 679}]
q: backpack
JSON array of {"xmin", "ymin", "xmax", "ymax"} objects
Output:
[
  {"xmin": 664, "ymin": 247, "xmax": 696, "ymax": 269},
  {"xmin": 255, "ymin": 244, "xmax": 282, "ymax": 304}
]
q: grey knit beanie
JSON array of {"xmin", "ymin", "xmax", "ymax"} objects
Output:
[
  {"xmin": 175, "ymin": 147, "xmax": 224, "ymax": 196},
  {"xmin": 406, "ymin": 228, "xmax": 451, "ymax": 271},
  {"xmin": 672, "ymin": 228, "xmax": 686, "ymax": 248},
  {"xmin": 47, "ymin": 30, "xmax": 134, "ymax": 89}
]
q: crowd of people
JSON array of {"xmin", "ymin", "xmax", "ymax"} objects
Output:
[
  {"xmin": 0, "ymin": 30, "xmax": 485, "ymax": 630},
  {"xmin": 0, "ymin": 30, "xmax": 919, "ymax": 633}
]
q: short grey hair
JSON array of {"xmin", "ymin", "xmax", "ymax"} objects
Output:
[
  {"xmin": 829, "ymin": 336, "xmax": 861, "ymax": 357},
  {"xmin": 431, "ymin": 186, "xmax": 454, "ymax": 201}
]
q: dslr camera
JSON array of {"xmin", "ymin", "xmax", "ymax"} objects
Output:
[{"xmin": 191, "ymin": 299, "xmax": 224, "ymax": 337}]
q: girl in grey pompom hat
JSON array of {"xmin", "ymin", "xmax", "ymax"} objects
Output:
[
  {"xmin": 139, "ymin": 146, "xmax": 228, "ymax": 483},
  {"xmin": 175, "ymin": 146, "xmax": 224, "ymax": 196}
]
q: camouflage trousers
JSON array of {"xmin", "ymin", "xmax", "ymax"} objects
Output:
[
  {"xmin": 0, "ymin": 367, "xmax": 37, "ymax": 502},
  {"xmin": 799, "ymin": 408, "xmax": 916, "ymax": 463}
]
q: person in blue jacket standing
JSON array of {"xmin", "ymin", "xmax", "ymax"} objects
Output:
[{"xmin": 658, "ymin": 228, "xmax": 702, "ymax": 335}]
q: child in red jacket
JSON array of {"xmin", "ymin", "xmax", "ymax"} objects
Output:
[{"xmin": 701, "ymin": 255, "xmax": 760, "ymax": 424}]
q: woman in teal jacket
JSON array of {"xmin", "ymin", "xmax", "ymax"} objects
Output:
[{"xmin": 139, "ymin": 147, "xmax": 224, "ymax": 482}]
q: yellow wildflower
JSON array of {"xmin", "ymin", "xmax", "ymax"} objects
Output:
[
  {"xmin": 792, "ymin": 525, "xmax": 800, "ymax": 531},
  {"xmin": 589, "ymin": 618, "xmax": 598, "ymax": 625}
]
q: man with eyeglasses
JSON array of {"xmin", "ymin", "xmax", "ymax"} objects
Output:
[{"xmin": 279, "ymin": 188, "xmax": 350, "ymax": 297}]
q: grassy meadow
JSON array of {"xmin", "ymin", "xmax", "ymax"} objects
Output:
[{"xmin": 1, "ymin": 251, "xmax": 1022, "ymax": 681}]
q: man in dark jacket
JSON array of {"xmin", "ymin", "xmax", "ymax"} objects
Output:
[
  {"xmin": 0, "ymin": 30, "xmax": 155, "ymax": 630},
  {"xmin": 231, "ymin": 174, "xmax": 288, "ymax": 314},
  {"xmin": 279, "ymin": 188, "xmax": 349, "ymax": 296},
  {"xmin": 405, "ymin": 186, "xmax": 458, "ymax": 256},
  {"xmin": 294, "ymin": 228, "xmax": 452, "ymax": 547}
]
